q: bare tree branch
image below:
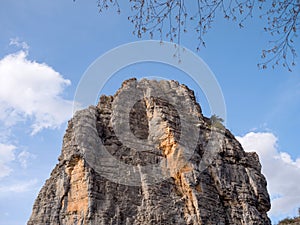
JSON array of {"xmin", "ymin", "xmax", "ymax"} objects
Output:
[
  {"xmin": 259, "ymin": 0, "xmax": 299, "ymax": 71},
  {"xmin": 94, "ymin": 0, "xmax": 300, "ymax": 71}
]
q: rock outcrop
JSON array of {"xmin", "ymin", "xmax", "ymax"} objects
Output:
[
  {"xmin": 278, "ymin": 216, "xmax": 300, "ymax": 225},
  {"xmin": 28, "ymin": 78, "xmax": 271, "ymax": 225}
]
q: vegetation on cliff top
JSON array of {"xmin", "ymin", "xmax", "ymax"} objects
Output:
[{"xmin": 278, "ymin": 209, "xmax": 300, "ymax": 225}]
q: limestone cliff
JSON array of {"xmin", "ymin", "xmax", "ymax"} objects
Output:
[{"xmin": 28, "ymin": 78, "xmax": 271, "ymax": 225}]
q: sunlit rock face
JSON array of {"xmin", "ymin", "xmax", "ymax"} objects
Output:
[{"xmin": 28, "ymin": 78, "xmax": 271, "ymax": 225}]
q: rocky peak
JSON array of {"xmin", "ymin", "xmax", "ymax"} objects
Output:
[{"xmin": 28, "ymin": 78, "xmax": 271, "ymax": 225}]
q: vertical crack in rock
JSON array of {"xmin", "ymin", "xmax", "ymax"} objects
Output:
[
  {"xmin": 151, "ymin": 99, "xmax": 201, "ymax": 224},
  {"xmin": 28, "ymin": 78, "xmax": 271, "ymax": 225}
]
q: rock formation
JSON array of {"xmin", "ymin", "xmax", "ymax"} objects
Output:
[
  {"xmin": 278, "ymin": 217, "xmax": 300, "ymax": 225},
  {"xmin": 28, "ymin": 78, "xmax": 271, "ymax": 225}
]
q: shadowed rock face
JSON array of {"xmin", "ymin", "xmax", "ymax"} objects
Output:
[{"xmin": 28, "ymin": 78, "xmax": 271, "ymax": 225}]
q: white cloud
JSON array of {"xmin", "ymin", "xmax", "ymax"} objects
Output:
[
  {"xmin": 0, "ymin": 144, "xmax": 16, "ymax": 178},
  {"xmin": 9, "ymin": 37, "xmax": 29, "ymax": 51},
  {"xmin": 0, "ymin": 41, "xmax": 72, "ymax": 134},
  {"xmin": 17, "ymin": 150, "xmax": 36, "ymax": 169},
  {"xmin": 237, "ymin": 132, "xmax": 300, "ymax": 220},
  {"xmin": 0, "ymin": 179, "xmax": 38, "ymax": 193}
]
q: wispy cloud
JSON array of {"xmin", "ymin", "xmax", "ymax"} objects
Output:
[
  {"xmin": 0, "ymin": 144, "xmax": 16, "ymax": 179},
  {"xmin": 9, "ymin": 37, "xmax": 29, "ymax": 52},
  {"xmin": 0, "ymin": 179, "xmax": 38, "ymax": 193},
  {"xmin": 0, "ymin": 39, "xmax": 73, "ymax": 134},
  {"xmin": 17, "ymin": 150, "xmax": 36, "ymax": 169},
  {"xmin": 237, "ymin": 132, "xmax": 300, "ymax": 221}
]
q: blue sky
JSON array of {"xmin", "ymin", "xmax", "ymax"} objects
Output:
[{"xmin": 0, "ymin": 0, "xmax": 299, "ymax": 224}]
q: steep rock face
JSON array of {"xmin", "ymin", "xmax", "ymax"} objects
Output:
[{"xmin": 28, "ymin": 78, "xmax": 271, "ymax": 225}]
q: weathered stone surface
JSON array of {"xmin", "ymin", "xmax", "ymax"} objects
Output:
[
  {"xmin": 278, "ymin": 216, "xmax": 300, "ymax": 225},
  {"xmin": 28, "ymin": 78, "xmax": 271, "ymax": 225}
]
